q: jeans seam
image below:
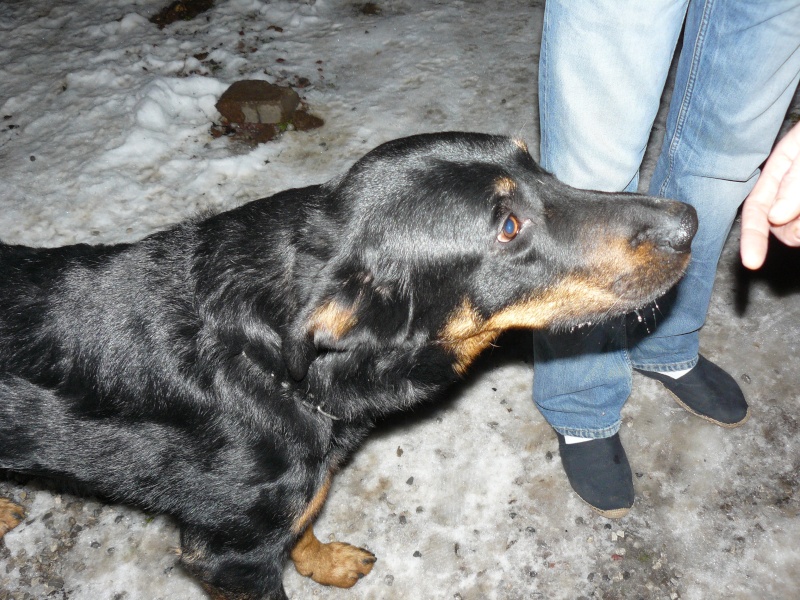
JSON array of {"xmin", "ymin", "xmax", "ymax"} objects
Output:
[
  {"xmin": 621, "ymin": 319, "xmax": 633, "ymax": 383},
  {"xmin": 539, "ymin": 9, "xmax": 550, "ymax": 168},
  {"xmin": 657, "ymin": 0, "xmax": 716, "ymax": 198}
]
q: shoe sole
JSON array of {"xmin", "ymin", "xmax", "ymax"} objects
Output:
[
  {"xmin": 575, "ymin": 495, "xmax": 632, "ymax": 519},
  {"xmin": 658, "ymin": 385, "xmax": 751, "ymax": 428},
  {"xmin": 590, "ymin": 504, "xmax": 631, "ymax": 519}
]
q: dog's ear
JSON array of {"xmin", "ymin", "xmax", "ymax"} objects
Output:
[
  {"xmin": 282, "ymin": 296, "xmax": 359, "ymax": 381},
  {"xmin": 280, "ymin": 260, "xmax": 365, "ymax": 381},
  {"xmin": 282, "ymin": 329, "xmax": 318, "ymax": 381},
  {"xmin": 282, "ymin": 270, "xmax": 412, "ymax": 381}
]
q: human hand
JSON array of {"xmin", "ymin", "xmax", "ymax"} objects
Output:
[{"xmin": 740, "ymin": 120, "xmax": 800, "ymax": 270}]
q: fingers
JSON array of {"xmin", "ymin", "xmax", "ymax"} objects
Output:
[
  {"xmin": 740, "ymin": 221, "xmax": 771, "ymax": 269},
  {"xmin": 768, "ymin": 153, "xmax": 800, "ymax": 225},
  {"xmin": 740, "ymin": 170, "xmax": 778, "ymax": 270},
  {"xmin": 740, "ymin": 122, "xmax": 800, "ymax": 269},
  {"xmin": 770, "ymin": 219, "xmax": 800, "ymax": 248}
]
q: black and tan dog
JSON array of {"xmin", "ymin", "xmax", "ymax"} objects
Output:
[{"xmin": 0, "ymin": 133, "xmax": 696, "ymax": 599}]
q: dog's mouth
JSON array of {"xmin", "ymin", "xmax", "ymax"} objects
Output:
[
  {"xmin": 439, "ymin": 241, "xmax": 691, "ymax": 374},
  {"xmin": 570, "ymin": 249, "xmax": 691, "ymax": 328}
]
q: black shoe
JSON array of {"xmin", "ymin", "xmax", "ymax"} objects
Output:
[
  {"xmin": 556, "ymin": 432, "xmax": 634, "ymax": 519},
  {"xmin": 635, "ymin": 355, "xmax": 749, "ymax": 428}
]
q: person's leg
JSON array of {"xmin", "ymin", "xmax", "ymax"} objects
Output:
[
  {"xmin": 630, "ymin": 0, "xmax": 800, "ymax": 371},
  {"xmin": 536, "ymin": 0, "xmax": 688, "ymax": 517},
  {"xmin": 539, "ymin": 0, "xmax": 688, "ymax": 193},
  {"xmin": 536, "ymin": 0, "xmax": 687, "ymax": 439}
]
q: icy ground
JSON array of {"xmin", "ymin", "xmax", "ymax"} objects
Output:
[{"xmin": 1, "ymin": 1, "xmax": 799, "ymax": 599}]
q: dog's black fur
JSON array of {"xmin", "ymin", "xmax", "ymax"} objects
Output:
[{"xmin": 0, "ymin": 133, "xmax": 696, "ymax": 599}]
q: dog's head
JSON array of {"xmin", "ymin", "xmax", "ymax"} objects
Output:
[{"xmin": 283, "ymin": 133, "xmax": 697, "ymax": 379}]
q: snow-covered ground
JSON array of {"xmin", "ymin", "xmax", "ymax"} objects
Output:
[{"xmin": 1, "ymin": 1, "xmax": 798, "ymax": 599}]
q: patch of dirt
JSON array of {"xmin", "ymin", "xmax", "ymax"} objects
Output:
[{"xmin": 150, "ymin": 0, "xmax": 215, "ymax": 29}]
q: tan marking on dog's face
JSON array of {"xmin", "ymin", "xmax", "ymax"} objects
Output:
[
  {"xmin": 292, "ymin": 473, "xmax": 332, "ymax": 534},
  {"xmin": 512, "ymin": 138, "xmax": 528, "ymax": 153},
  {"xmin": 494, "ymin": 176, "xmax": 516, "ymax": 196},
  {"xmin": 0, "ymin": 498, "xmax": 24, "ymax": 538},
  {"xmin": 439, "ymin": 272, "xmax": 638, "ymax": 375},
  {"xmin": 592, "ymin": 238, "xmax": 691, "ymax": 297},
  {"xmin": 308, "ymin": 301, "xmax": 358, "ymax": 340},
  {"xmin": 440, "ymin": 227, "xmax": 692, "ymax": 375},
  {"xmin": 291, "ymin": 525, "xmax": 377, "ymax": 588}
]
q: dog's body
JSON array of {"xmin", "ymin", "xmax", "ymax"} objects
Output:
[{"xmin": 0, "ymin": 133, "xmax": 696, "ymax": 599}]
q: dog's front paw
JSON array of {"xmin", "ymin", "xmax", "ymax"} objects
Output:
[
  {"xmin": 291, "ymin": 528, "xmax": 376, "ymax": 588},
  {"xmin": 0, "ymin": 498, "xmax": 25, "ymax": 537},
  {"xmin": 295, "ymin": 541, "xmax": 376, "ymax": 588}
]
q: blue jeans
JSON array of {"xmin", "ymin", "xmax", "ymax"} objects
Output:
[{"xmin": 535, "ymin": 0, "xmax": 800, "ymax": 438}]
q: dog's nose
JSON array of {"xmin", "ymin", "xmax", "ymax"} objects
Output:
[
  {"xmin": 665, "ymin": 204, "xmax": 697, "ymax": 253},
  {"xmin": 643, "ymin": 201, "xmax": 697, "ymax": 253}
]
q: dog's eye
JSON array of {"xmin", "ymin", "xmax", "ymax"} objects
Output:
[{"xmin": 498, "ymin": 214, "xmax": 521, "ymax": 243}]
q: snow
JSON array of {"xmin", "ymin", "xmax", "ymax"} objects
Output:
[{"xmin": 1, "ymin": 1, "xmax": 799, "ymax": 599}]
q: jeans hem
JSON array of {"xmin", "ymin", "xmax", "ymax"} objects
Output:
[
  {"xmin": 551, "ymin": 421, "xmax": 621, "ymax": 439},
  {"xmin": 630, "ymin": 355, "xmax": 698, "ymax": 373}
]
